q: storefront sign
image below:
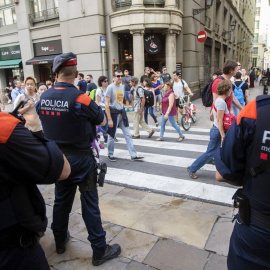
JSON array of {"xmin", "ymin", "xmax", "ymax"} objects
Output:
[
  {"xmin": 34, "ymin": 40, "xmax": 62, "ymax": 56},
  {"xmin": 0, "ymin": 45, "xmax": 21, "ymax": 61},
  {"xmin": 144, "ymin": 34, "xmax": 162, "ymax": 54}
]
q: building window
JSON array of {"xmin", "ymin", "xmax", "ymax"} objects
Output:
[
  {"xmin": 252, "ymin": 47, "xmax": 258, "ymax": 54},
  {"xmin": 252, "ymin": 58, "xmax": 257, "ymax": 67},
  {"xmin": 255, "ymin": 21, "xmax": 260, "ymax": 29},
  {"xmin": 144, "ymin": 0, "xmax": 165, "ymax": 7},
  {"xmin": 256, "ymin": 7, "xmax": 260, "ymax": 16},
  {"xmin": 29, "ymin": 0, "xmax": 59, "ymax": 24},
  {"xmin": 254, "ymin": 34, "xmax": 259, "ymax": 42},
  {"xmin": 0, "ymin": 0, "xmax": 16, "ymax": 27}
]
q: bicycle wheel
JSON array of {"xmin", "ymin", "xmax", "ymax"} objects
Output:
[
  {"xmin": 181, "ymin": 114, "xmax": 191, "ymax": 131},
  {"xmin": 192, "ymin": 112, "xmax": 196, "ymax": 123}
]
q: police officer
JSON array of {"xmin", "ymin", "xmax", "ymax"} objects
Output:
[
  {"xmin": 215, "ymin": 95, "xmax": 270, "ymax": 269},
  {"xmin": 0, "ymin": 111, "xmax": 71, "ymax": 270},
  {"xmin": 38, "ymin": 52, "xmax": 121, "ymax": 266}
]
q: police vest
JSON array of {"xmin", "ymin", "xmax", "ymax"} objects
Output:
[
  {"xmin": 244, "ymin": 95, "xmax": 270, "ymax": 214},
  {"xmin": 0, "ymin": 114, "xmax": 47, "ymax": 233},
  {"xmin": 39, "ymin": 83, "xmax": 93, "ymax": 145}
]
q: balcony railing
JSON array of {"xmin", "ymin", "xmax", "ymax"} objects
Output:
[
  {"xmin": 205, "ymin": 16, "xmax": 211, "ymax": 29},
  {"xmin": 29, "ymin": 7, "xmax": 59, "ymax": 25},
  {"xmin": 114, "ymin": 0, "xmax": 132, "ymax": 8}
]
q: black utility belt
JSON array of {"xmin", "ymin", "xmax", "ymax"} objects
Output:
[
  {"xmin": 233, "ymin": 189, "xmax": 270, "ymax": 229},
  {"xmin": 57, "ymin": 145, "xmax": 92, "ymax": 156}
]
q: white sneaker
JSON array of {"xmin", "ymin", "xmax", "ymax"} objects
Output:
[{"xmin": 8, "ymin": 100, "xmax": 11, "ymax": 104}]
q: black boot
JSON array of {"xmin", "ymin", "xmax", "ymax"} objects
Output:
[
  {"xmin": 55, "ymin": 231, "xmax": 70, "ymax": 254},
  {"xmin": 92, "ymin": 244, "xmax": 121, "ymax": 266}
]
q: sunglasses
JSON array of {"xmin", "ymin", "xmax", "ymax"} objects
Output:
[
  {"xmin": 116, "ymin": 75, "xmax": 124, "ymax": 78},
  {"xmin": 103, "ymin": 80, "xmax": 108, "ymax": 82}
]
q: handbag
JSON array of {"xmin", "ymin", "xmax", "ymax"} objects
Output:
[{"xmin": 213, "ymin": 102, "xmax": 236, "ymax": 131}]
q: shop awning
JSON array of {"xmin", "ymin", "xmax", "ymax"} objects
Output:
[
  {"xmin": 0, "ymin": 59, "xmax": 22, "ymax": 69},
  {"xmin": 26, "ymin": 55, "xmax": 58, "ymax": 65}
]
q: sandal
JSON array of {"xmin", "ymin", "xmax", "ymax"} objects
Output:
[
  {"xmin": 187, "ymin": 167, "xmax": 198, "ymax": 179},
  {"xmin": 177, "ymin": 136, "xmax": 185, "ymax": 142},
  {"xmin": 155, "ymin": 137, "xmax": 164, "ymax": 141}
]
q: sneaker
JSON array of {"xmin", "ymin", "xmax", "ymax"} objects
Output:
[
  {"xmin": 131, "ymin": 156, "xmax": 144, "ymax": 161},
  {"xmin": 129, "ymin": 108, "xmax": 134, "ymax": 112},
  {"xmin": 132, "ymin": 135, "xmax": 140, "ymax": 139},
  {"xmin": 8, "ymin": 100, "xmax": 11, "ymax": 104},
  {"xmin": 125, "ymin": 108, "xmax": 129, "ymax": 112},
  {"xmin": 56, "ymin": 231, "xmax": 70, "ymax": 254},
  {"xmin": 114, "ymin": 137, "xmax": 118, "ymax": 142},
  {"xmin": 108, "ymin": 156, "xmax": 116, "ymax": 162},
  {"xmin": 92, "ymin": 244, "xmax": 121, "ymax": 266}
]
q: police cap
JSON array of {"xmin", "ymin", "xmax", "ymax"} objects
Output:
[{"xmin": 53, "ymin": 52, "xmax": 77, "ymax": 73}]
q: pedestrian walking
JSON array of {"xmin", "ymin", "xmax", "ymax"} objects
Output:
[
  {"xmin": 0, "ymin": 110, "xmax": 70, "ymax": 270},
  {"xmin": 11, "ymin": 80, "xmax": 25, "ymax": 103},
  {"xmin": 38, "ymin": 52, "xmax": 121, "ymax": 266},
  {"xmin": 105, "ymin": 69, "xmax": 144, "ymax": 162},
  {"xmin": 86, "ymin": 74, "xmax": 97, "ymax": 96},
  {"xmin": 249, "ymin": 68, "xmax": 255, "ymax": 88},
  {"xmin": 216, "ymin": 95, "xmax": 270, "ymax": 270},
  {"xmin": 151, "ymin": 73, "xmax": 162, "ymax": 112},
  {"xmin": 130, "ymin": 76, "xmax": 155, "ymax": 139},
  {"xmin": 187, "ymin": 80, "xmax": 232, "ymax": 179},
  {"xmin": 4, "ymin": 81, "xmax": 13, "ymax": 104},
  {"xmin": 241, "ymin": 68, "xmax": 250, "ymax": 86},
  {"xmin": 160, "ymin": 66, "xmax": 171, "ymax": 83},
  {"xmin": 123, "ymin": 69, "xmax": 134, "ymax": 112},
  {"xmin": 77, "ymin": 73, "xmax": 87, "ymax": 93},
  {"xmin": 155, "ymin": 81, "xmax": 185, "ymax": 142}
]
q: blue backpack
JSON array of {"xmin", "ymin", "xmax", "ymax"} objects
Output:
[{"xmin": 233, "ymin": 82, "xmax": 245, "ymax": 106}]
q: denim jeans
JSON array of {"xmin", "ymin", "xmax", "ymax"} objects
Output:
[
  {"xmin": 51, "ymin": 155, "xmax": 106, "ymax": 258},
  {"xmin": 107, "ymin": 114, "xmax": 137, "ymax": 158},
  {"xmin": 159, "ymin": 114, "xmax": 183, "ymax": 139},
  {"xmin": 232, "ymin": 103, "xmax": 244, "ymax": 118},
  {"xmin": 144, "ymin": 106, "xmax": 158, "ymax": 124},
  {"xmin": 189, "ymin": 126, "xmax": 221, "ymax": 173}
]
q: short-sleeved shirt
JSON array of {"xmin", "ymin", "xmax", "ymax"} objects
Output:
[
  {"xmin": 77, "ymin": 80, "xmax": 87, "ymax": 93},
  {"xmin": 133, "ymin": 85, "xmax": 144, "ymax": 112},
  {"xmin": 11, "ymin": 88, "xmax": 25, "ymax": 103},
  {"xmin": 153, "ymin": 80, "xmax": 161, "ymax": 95},
  {"xmin": 95, "ymin": 87, "xmax": 106, "ymax": 109},
  {"xmin": 213, "ymin": 97, "xmax": 229, "ymax": 128},
  {"xmin": 140, "ymin": 74, "xmax": 151, "ymax": 84},
  {"xmin": 87, "ymin": 82, "xmax": 97, "ymax": 93},
  {"xmin": 123, "ymin": 75, "xmax": 132, "ymax": 91},
  {"xmin": 160, "ymin": 73, "xmax": 171, "ymax": 83},
  {"xmin": 14, "ymin": 93, "xmax": 42, "ymax": 132},
  {"xmin": 212, "ymin": 78, "xmax": 233, "ymax": 111},
  {"xmin": 173, "ymin": 79, "xmax": 188, "ymax": 98},
  {"xmin": 0, "ymin": 113, "xmax": 64, "ymax": 185},
  {"xmin": 106, "ymin": 83, "xmax": 124, "ymax": 110},
  {"xmin": 233, "ymin": 81, "xmax": 249, "ymax": 103}
]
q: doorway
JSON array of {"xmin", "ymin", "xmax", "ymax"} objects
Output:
[{"xmin": 39, "ymin": 64, "xmax": 54, "ymax": 83}]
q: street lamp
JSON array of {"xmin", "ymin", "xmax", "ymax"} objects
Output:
[
  {"xmin": 222, "ymin": 20, "xmax": 237, "ymax": 37},
  {"xmin": 193, "ymin": 0, "xmax": 214, "ymax": 16},
  {"xmin": 237, "ymin": 34, "xmax": 246, "ymax": 45}
]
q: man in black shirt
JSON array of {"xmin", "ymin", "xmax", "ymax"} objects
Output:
[
  {"xmin": 86, "ymin": 74, "xmax": 97, "ymax": 96},
  {"xmin": 160, "ymin": 66, "xmax": 171, "ymax": 83}
]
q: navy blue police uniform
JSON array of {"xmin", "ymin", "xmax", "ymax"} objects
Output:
[
  {"xmin": 0, "ymin": 112, "xmax": 65, "ymax": 270},
  {"xmin": 215, "ymin": 95, "xmax": 270, "ymax": 270},
  {"xmin": 38, "ymin": 53, "xmax": 120, "ymax": 264}
]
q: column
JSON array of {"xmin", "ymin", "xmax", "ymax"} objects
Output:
[
  {"xmin": 164, "ymin": 0, "xmax": 176, "ymax": 8},
  {"xmin": 131, "ymin": 30, "xmax": 145, "ymax": 78},
  {"xmin": 165, "ymin": 30, "xmax": 178, "ymax": 76},
  {"xmin": 131, "ymin": 0, "xmax": 143, "ymax": 7}
]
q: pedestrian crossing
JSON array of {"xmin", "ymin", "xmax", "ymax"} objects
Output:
[{"xmin": 99, "ymin": 124, "xmax": 236, "ymax": 206}]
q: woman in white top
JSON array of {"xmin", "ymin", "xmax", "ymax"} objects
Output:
[
  {"xmin": 96, "ymin": 76, "xmax": 108, "ymax": 143},
  {"xmin": 187, "ymin": 80, "xmax": 232, "ymax": 179},
  {"xmin": 14, "ymin": 76, "xmax": 43, "ymax": 137}
]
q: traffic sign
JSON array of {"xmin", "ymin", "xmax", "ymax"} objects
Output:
[
  {"xmin": 100, "ymin": 36, "xmax": 106, "ymax": 48},
  {"xmin": 197, "ymin": 31, "xmax": 207, "ymax": 43}
]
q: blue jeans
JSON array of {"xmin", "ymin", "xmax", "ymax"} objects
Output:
[
  {"xmin": 227, "ymin": 216, "xmax": 270, "ymax": 270},
  {"xmin": 160, "ymin": 114, "xmax": 183, "ymax": 139},
  {"xmin": 189, "ymin": 126, "xmax": 221, "ymax": 173},
  {"xmin": 107, "ymin": 114, "xmax": 137, "ymax": 158},
  {"xmin": 51, "ymin": 155, "xmax": 106, "ymax": 258},
  {"xmin": 144, "ymin": 107, "xmax": 158, "ymax": 124},
  {"xmin": 0, "ymin": 244, "xmax": 49, "ymax": 270},
  {"xmin": 232, "ymin": 103, "xmax": 244, "ymax": 118}
]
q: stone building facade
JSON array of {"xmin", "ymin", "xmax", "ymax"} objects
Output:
[{"xmin": 0, "ymin": 0, "xmax": 255, "ymax": 96}]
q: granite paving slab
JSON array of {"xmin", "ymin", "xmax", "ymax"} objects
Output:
[
  {"xmin": 126, "ymin": 261, "xmax": 157, "ymax": 270},
  {"xmin": 117, "ymin": 188, "xmax": 147, "ymax": 200},
  {"xmin": 204, "ymin": 253, "xmax": 227, "ymax": 270},
  {"xmin": 110, "ymin": 228, "xmax": 158, "ymax": 262}
]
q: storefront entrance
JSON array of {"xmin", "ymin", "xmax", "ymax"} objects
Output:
[{"xmin": 39, "ymin": 64, "xmax": 54, "ymax": 83}]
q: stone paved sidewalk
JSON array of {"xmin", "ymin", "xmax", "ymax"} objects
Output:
[{"xmin": 40, "ymin": 183, "xmax": 234, "ymax": 270}]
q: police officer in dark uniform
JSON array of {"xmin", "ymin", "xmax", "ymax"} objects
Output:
[
  {"xmin": 0, "ymin": 111, "xmax": 71, "ymax": 270},
  {"xmin": 38, "ymin": 52, "xmax": 121, "ymax": 266},
  {"xmin": 215, "ymin": 95, "xmax": 270, "ymax": 270}
]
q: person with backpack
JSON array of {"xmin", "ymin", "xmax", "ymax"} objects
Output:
[
  {"xmin": 123, "ymin": 69, "xmax": 134, "ymax": 112},
  {"xmin": 130, "ymin": 77, "xmax": 155, "ymax": 139},
  {"xmin": 142, "ymin": 78, "xmax": 159, "ymax": 126},
  {"xmin": 155, "ymin": 81, "xmax": 185, "ymax": 142},
  {"xmin": 187, "ymin": 80, "xmax": 233, "ymax": 179},
  {"xmin": 232, "ymin": 72, "xmax": 249, "ymax": 117},
  {"xmin": 172, "ymin": 71, "xmax": 193, "ymax": 124},
  {"xmin": 96, "ymin": 76, "xmax": 109, "ymax": 144}
]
